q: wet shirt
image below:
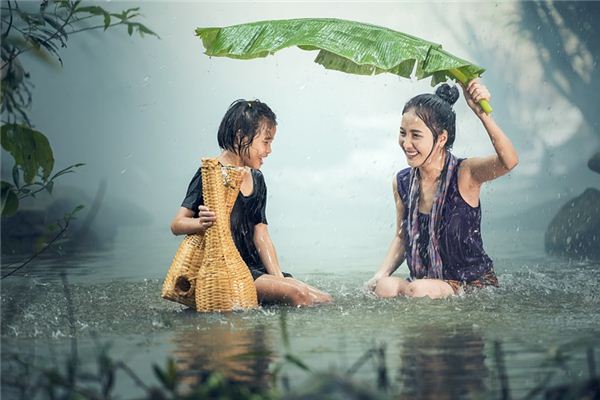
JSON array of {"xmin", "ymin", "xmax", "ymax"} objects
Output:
[
  {"xmin": 181, "ymin": 167, "xmax": 268, "ymax": 274},
  {"xmin": 396, "ymin": 159, "xmax": 494, "ymax": 282}
]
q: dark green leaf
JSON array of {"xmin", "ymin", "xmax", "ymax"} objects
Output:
[
  {"xmin": 153, "ymin": 364, "xmax": 169, "ymax": 389},
  {"xmin": 75, "ymin": 6, "xmax": 106, "ymax": 16},
  {"xmin": 12, "ymin": 165, "xmax": 20, "ymax": 188},
  {"xmin": 136, "ymin": 23, "xmax": 159, "ymax": 38},
  {"xmin": 103, "ymin": 12, "xmax": 111, "ymax": 30},
  {"xmin": 42, "ymin": 15, "xmax": 68, "ymax": 41},
  {"xmin": 125, "ymin": 7, "xmax": 141, "ymax": 15},
  {"xmin": 50, "ymin": 163, "xmax": 85, "ymax": 180},
  {"xmin": 1, "ymin": 124, "xmax": 55, "ymax": 184},
  {"xmin": 73, "ymin": 204, "xmax": 85, "ymax": 214},
  {"xmin": 1, "ymin": 181, "xmax": 19, "ymax": 217},
  {"xmin": 127, "ymin": 23, "xmax": 133, "ymax": 36},
  {"xmin": 166, "ymin": 358, "xmax": 177, "ymax": 390},
  {"xmin": 45, "ymin": 180, "xmax": 54, "ymax": 194},
  {"xmin": 284, "ymin": 354, "xmax": 311, "ymax": 372}
]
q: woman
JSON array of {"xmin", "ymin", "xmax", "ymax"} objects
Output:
[{"xmin": 367, "ymin": 80, "xmax": 518, "ymax": 299}]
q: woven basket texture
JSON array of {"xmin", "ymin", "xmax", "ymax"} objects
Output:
[{"xmin": 161, "ymin": 158, "xmax": 258, "ymax": 311}]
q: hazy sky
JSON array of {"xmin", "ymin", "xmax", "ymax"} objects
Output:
[{"xmin": 6, "ymin": 1, "xmax": 599, "ymax": 270}]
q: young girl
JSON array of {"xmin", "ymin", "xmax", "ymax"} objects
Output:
[
  {"xmin": 367, "ymin": 80, "xmax": 518, "ymax": 299},
  {"xmin": 171, "ymin": 99, "xmax": 332, "ymax": 307}
]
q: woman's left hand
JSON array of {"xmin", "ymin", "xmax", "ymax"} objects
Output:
[{"xmin": 461, "ymin": 79, "xmax": 491, "ymax": 118}]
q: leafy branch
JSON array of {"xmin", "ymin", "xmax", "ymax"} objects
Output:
[
  {"xmin": 1, "ymin": 0, "xmax": 158, "ymax": 127},
  {"xmin": 1, "ymin": 204, "xmax": 84, "ymax": 279},
  {"xmin": 0, "ymin": 0, "xmax": 157, "ymax": 224}
]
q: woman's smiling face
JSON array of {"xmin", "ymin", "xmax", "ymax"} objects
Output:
[{"xmin": 399, "ymin": 109, "xmax": 436, "ymax": 168}]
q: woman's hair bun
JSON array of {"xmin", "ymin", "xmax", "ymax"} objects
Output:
[{"xmin": 435, "ymin": 83, "xmax": 460, "ymax": 106}]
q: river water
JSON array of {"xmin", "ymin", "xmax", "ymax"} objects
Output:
[{"xmin": 1, "ymin": 226, "xmax": 599, "ymax": 399}]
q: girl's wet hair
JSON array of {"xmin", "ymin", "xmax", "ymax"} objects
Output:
[
  {"xmin": 217, "ymin": 99, "xmax": 277, "ymax": 155},
  {"xmin": 402, "ymin": 83, "xmax": 459, "ymax": 149}
]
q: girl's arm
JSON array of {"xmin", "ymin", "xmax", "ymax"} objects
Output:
[
  {"xmin": 253, "ymin": 223, "xmax": 285, "ymax": 278},
  {"xmin": 461, "ymin": 80, "xmax": 519, "ymax": 184},
  {"xmin": 170, "ymin": 205, "xmax": 215, "ymax": 235},
  {"xmin": 366, "ymin": 177, "xmax": 407, "ymax": 290}
]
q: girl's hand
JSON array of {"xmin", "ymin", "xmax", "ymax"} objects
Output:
[
  {"xmin": 364, "ymin": 274, "xmax": 383, "ymax": 292},
  {"xmin": 461, "ymin": 79, "xmax": 491, "ymax": 118},
  {"xmin": 198, "ymin": 205, "xmax": 216, "ymax": 232}
]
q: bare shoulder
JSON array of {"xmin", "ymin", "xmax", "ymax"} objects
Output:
[{"xmin": 457, "ymin": 159, "xmax": 482, "ymax": 208}]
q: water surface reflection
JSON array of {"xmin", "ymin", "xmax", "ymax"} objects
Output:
[
  {"xmin": 398, "ymin": 324, "xmax": 487, "ymax": 399},
  {"xmin": 172, "ymin": 314, "xmax": 273, "ymax": 393}
]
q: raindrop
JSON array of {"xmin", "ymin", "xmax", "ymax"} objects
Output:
[{"xmin": 121, "ymin": 169, "xmax": 127, "ymax": 175}]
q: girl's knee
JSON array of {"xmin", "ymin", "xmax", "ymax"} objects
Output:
[{"xmin": 289, "ymin": 285, "xmax": 311, "ymax": 307}]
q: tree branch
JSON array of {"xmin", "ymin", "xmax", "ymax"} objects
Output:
[
  {"xmin": 1, "ymin": 0, "xmax": 14, "ymax": 41},
  {"xmin": 1, "ymin": 216, "xmax": 71, "ymax": 279}
]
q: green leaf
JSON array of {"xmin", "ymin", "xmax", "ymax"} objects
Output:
[
  {"xmin": 75, "ymin": 6, "xmax": 106, "ymax": 16},
  {"xmin": 284, "ymin": 354, "xmax": 311, "ymax": 372},
  {"xmin": 103, "ymin": 13, "xmax": 111, "ymax": 30},
  {"xmin": 42, "ymin": 15, "xmax": 68, "ymax": 41},
  {"xmin": 153, "ymin": 359, "xmax": 177, "ymax": 391},
  {"xmin": 136, "ymin": 23, "xmax": 159, "ymax": 38},
  {"xmin": 45, "ymin": 180, "xmax": 54, "ymax": 194},
  {"xmin": 1, "ymin": 124, "xmax": 54, "ymax": 184},
  {"xmin": 195, "ymin": 18, "xmax": 485, "ymax": 84},
  {"xmin": 12, "ymin": 165, "xmax": 20, "ymax": 189},
  {"xmin": 127, "ymin": 24, "xmax": 133, "ymax": 36},
  {"xmin": 1, "ymin": 181, "xmax": 19, "ymax": 217}
]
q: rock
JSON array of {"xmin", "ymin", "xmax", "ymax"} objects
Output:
[
  {"xmin": 545, "ymin": 188, "xmax": 600, "ymax": 260},
  {"xmin": 588, "ymin": 151, "xmax": 600, "ymax": 174}
]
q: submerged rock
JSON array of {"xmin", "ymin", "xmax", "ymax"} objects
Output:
[
  {"xmin": 545, "ymin": 188, "xmax": 600, "ymax": 260},
  {"xmin": 588, "ymin": 151, "xmax": 600, "ymax": 174}
]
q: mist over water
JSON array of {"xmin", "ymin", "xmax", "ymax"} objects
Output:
[{"xmin": 2, "ymin": 2, "xmax": 599, "ymax": 399}]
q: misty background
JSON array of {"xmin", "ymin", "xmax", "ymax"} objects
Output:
[{"xmin": 3, "ymin": 1, "xmax": 599, "ymax": 278}]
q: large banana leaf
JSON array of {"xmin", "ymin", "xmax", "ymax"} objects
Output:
[{"xmin": 196, "ymin": 18, "xmax": 491, "ymax": 113}]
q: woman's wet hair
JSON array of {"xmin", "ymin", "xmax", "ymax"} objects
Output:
[
  {"xmin": 402, "ymin": 83, "xmax": 459, "ymax": 149},
  {"xmin": 217, "ymin": 99, "xmax": 277, "ymax": 155}
]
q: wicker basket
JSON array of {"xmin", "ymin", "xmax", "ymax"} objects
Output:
[{"xmin": 161, "ymin": 158, "xmax": 258, "ymax": 311}]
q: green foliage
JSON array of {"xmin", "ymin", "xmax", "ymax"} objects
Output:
[
  {"xmin": 1, "ymin": 123, "xmax": 54, "ymax": 183},
  {"xmin": 0, "ymin": 0, "xmax": 157, "ymax": 220},
  {"xmin": 1, "ymin": 180, "xmax": 18, "ymax": 216},
  {"xmin": 196, "ymin": 18, "xmax": 485, "ymax": 86}
]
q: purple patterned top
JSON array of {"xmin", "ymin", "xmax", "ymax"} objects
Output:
[{"xmin": 396, "ymin": 159, "xmax": 494, "ymax": 282}]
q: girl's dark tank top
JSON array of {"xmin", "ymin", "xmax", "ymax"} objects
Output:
[
  {"xmin": 396, "ymin": 159, "xmax": 494, "ymax": 282},
  {"xmin": 181, "ymin": 167, "xmax": 268, "ymax": 273}
]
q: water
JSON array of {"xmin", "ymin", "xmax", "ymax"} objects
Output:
[{"xmin": 1, "ymin": 226, "xmax": 599, "ymax": 399}]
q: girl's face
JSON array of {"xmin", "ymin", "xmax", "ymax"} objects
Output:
[
  {"xmin": 399, "ymin": 109, "xmax": 441, "ymax": 168},
  {"xmin": 241, "ymin": 122, "xmax": 276, "ymax": 169}
]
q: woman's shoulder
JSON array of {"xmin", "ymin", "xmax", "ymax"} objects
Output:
[
  {"xmin": 396, "ymin": 167, "xmax": 411, "ymax": 197},
  {"xmin": 396, "ymin": 167, "xmax": 411, "ymax": 180}
]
